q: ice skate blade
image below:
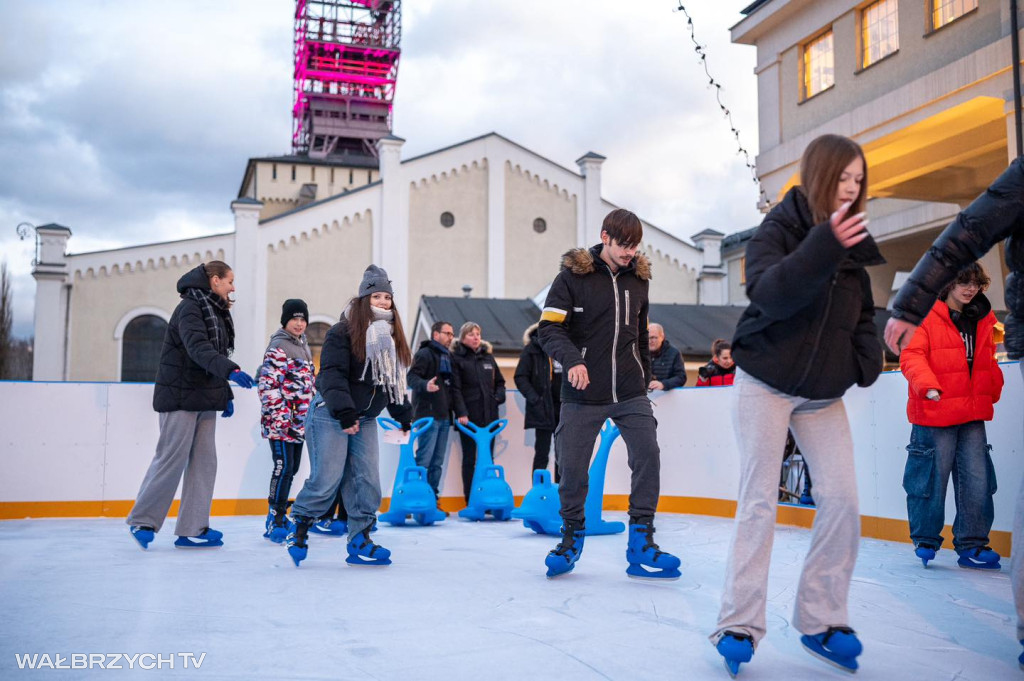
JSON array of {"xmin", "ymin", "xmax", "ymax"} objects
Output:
[
  {"xmin": 287, "ymin": 546, "xmax": 306, "ymax": 567},
  {"xmin": 545, "ymin": 564, "xmax": 575, "ymax": 578},
  {"xmin": 722, "ymin": 657, "xmax": 740, "ymax": 678},
  {"xmin": 957, "ymin": 558, "xmax": 1001, "ymax": 571},
  {"xmin": 626, "ymin": 564, "xmax": 681, "ymax": 580},
  {"xmin": 173, "ymin": 539, "xmax": 223, "ymax": 549},
  {"xmin": 801, "ymin": 637, "xmax": 858, "ymax": 673},
  {"xmin": 345, "ymin": 555, "xmax": 391, "ymax": 567}
]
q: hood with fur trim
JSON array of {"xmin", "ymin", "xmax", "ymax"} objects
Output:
[
  {"xmin": 560, "ymin": 245, "xmax": 651, "ymax": 281},
  {"xmin": 450, "ymin": 338, "xmax": 494, "ymax": 355},
  {"xmin": 522, "ymin": 322, "xmax": 540, "ymax": 346}
]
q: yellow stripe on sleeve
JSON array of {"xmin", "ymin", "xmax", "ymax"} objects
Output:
[{"xmin": 541, "ymin": 307, "xmax": 567, "ymax": 323}]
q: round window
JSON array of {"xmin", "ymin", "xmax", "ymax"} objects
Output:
[
  {"xmin": 440, "ymin": 211, "xmax": 455, "ymax": 228},
  {"xmin": 533, "ymin": 217, "xmax": 547, "ymax": 234}
]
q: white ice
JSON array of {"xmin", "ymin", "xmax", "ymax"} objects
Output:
[{"xmin": 1, "ymin": 512, "xmax": 1017, "ymax": 680}]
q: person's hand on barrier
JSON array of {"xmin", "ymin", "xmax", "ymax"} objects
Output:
[
  {"xmin": 426, "ymin": 376, "xmax": 440, "ymax": 393},
  {"xmin": 830, "ymin": 201, "xmax": 869, "ymax": 249},
  {"xmin": 457, "ymin": 416, "xmax": 469, "ymax": 426},
  {"xmin": 568, "ymin": 364, "xmax": 589, "ymax": 391},
  {"xmin": 925, "ymin": 389, "xmax": 941, "ymax": 401},
  {"xmin": 648, "ymin": 380, "xmax": 664, "ymax": 391},
  {"xmin": 230, "ymin": 369, "xmax": 255, "ymax": 389},
  {"xmin": 221, "ymin": 400, "xmax": 234, "ymax": 418},
  {"xmin": 885, "ymin": 317, "xmax": 919, "ymax": 354}
]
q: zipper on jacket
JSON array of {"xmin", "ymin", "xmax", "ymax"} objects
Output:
[
  {"xmin": 794, "ymin": 273, "xmax": 838, "ymax": 392},
  {"xmin": 624, "ymin": 289, "xmax": 631, "ymax": 325},
  {"xmin": 611, "ymin": 271, "xmax": 621, "ymax": 403},
  {"xmin": 581, "ymin": 346, "xmax": 587, "ymax": 359},
  {"xmin": 632, "ymin": 342, "xmax": 644, "ymax": 378}
]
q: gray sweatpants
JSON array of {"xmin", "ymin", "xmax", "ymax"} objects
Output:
[
  {"xmin": 1014, "ymin": 361, "xmax": 1024, "ymax": 641},
  {"xmin": 555, "ymin": 395, "xmax": 660, "ymax": 524},
  {"xmin": 712, "ymin": 368, "xmax": 860, "ymax": 646},
  {"xmin": 126, "ymin": 410, "xmax": 218, "ymax": 537}
]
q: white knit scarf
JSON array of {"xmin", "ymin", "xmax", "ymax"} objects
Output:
[{"xmin": 361, "ymin": 306, "xmax": 407, "ymax": 403}]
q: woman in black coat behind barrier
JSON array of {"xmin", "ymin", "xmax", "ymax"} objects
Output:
[
  {"xmin": 514, "ymin": 322, "xmax": 561, "ymax": 482},
  {"xmin": 451, "ymin": 321, "xmax": 506, "ymax": 502}
]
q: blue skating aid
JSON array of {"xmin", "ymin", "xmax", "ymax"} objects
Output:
[
  {"xmin": 286, "ymin": 520, "xmax": 308, "ymax": 567},
  {"xmin": 957, "ymin": 546, "xmax": 1001, "ymax": 570},
  {"xmin": 716, "ymin": 631, "xmax": 753, "ymax": 678},
  {"xmin": 456, "ymin": 419, "xmax": 514, "ymax": 521},
  {"xmin": 582, "ymin": 420, "xmax": 626, "ymax": 536},
  {"xmin": 915, "ymin": 545, "xmax": 936, "ymax": 567},
  {"xmin": 378, "ymin": 417, "xmax": 446, "ymax": 526},
  {"xmin": 625, "ymin": 523, "xmax": 681, "ymax": 580},
  {"xmin": 346, "ymin": 529, "xmax": 391, "ymax": 566},
  {"xmin": 511, "ymin": 469, "xmax": 562, "ymax": 535},
  {"xmin": 800, "ymin": 626, "xmax": 862, "ymax": 673},
  {"xmin": 544, "ymin": 522, "xmax": 585, "ymax": 578},
  {"xmin": 129, "ymin": 526, "xmax": 155, "ymax": 550},
  {"xmin": 173, "ymin": 528, "xmax": 223, "ymax": 548}
]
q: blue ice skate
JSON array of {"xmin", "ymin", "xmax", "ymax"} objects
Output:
[
  {"xmin": 378, "ymin": 417, "xmax": 446, "ymax": 526},
  {"xmin": 625, "ymin": 523, "xmax": 681, "ymax": 579},
  {"xmin": 956, "ymin": 546, "xmax": 1001, "ymax": 570},
  {"xmin": 346, "ymin": 528, "xmax": 391, "ymax": 566},
  {"xmin": 456, "ymin": 419, "xmax": 514, "ymax": 521},
  {"xmin": 715, "ymin": 631, "xmax": 753, "ymax": 678},
  {"xmin": 129, "ymin": 525, "xmax": 155, "ymax": 550},
  {"xmin": 914, "ymin": 545, "xmax": 936, "ymax": 567},
  {"xmin": 264, "ymin": 509, "xmax": 289, "ymax": 543},
  {"xmin": 582, "ymin": 420, "xmax": 626, "ymax": 536},
  {"xmin": 174, "ymin": 528, "xmax": 223, "ymax": 548},
  {"xmin": 309, "ymin": 518, "xmax": 347, "ymax": 536},
  {"xmin": 545, "ymin": 521, "xmax": 585, "ymax": 578},
  {"xmin": 286, "ymin": 519, "xmax": 309, "ymax": 567},
  {"xmin": 511, "ymin": 469, "xmax": 562, "ymax": 535},
  {"xmin": 800, "ymin": 626, "xmax": 862, "ymax": 673}
]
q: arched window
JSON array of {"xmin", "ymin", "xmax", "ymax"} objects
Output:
[
  {"xmin": 121, "ymin": 315, "xmax": 168, "ymax": 382},
  {"xmin": 307, "ymin": 322, "xmax": 331, "ymax": 373}
]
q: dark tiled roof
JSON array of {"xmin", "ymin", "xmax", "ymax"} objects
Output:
[
  {"xmin": 251, "ymin": 153, "xmax": 380, "ymax": 169},
  {"xmin": 721, "ymin": 226, "xmax": 758, "ymax": 251},
  {"xmin": 740, "ymin": 0, "xmax": 773, "ymax": 15},
  {"xmin": 419, "ymin": 296, "xmax": 542, "ymax": 354},
  {"xmin": 648, "ymin": 304, "xmax": 747, "ymax": 357}
]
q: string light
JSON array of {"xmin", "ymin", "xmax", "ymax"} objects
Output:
[{"xmin": 675, "ymin": 3, "xmax": 771, "ymax": 210}]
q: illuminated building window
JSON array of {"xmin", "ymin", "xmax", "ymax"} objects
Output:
[
  {"xmin": 932, "ymin": 0, "xmax": 977, "ymax": 31},
  {"xmin": 862, "ymin": 0, "xmax": 898, "ymax": 68},
  {"xmin": 803, "ymin": 30, "xmax": 834, "ymax": 100}
]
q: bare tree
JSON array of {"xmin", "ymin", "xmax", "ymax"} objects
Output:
[{"xmin": 0, "ymin": 261, "xmax": 11, "ymax": 379}]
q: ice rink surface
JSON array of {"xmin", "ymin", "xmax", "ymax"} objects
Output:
[{"xmin": 1, "ymin": 512, "xmax": 1017, "ymax": 680}]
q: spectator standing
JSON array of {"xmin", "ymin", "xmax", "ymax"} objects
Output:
[
  {"xmin": 514, "ymin": 322, "xmax": 562, "ymax": 482},
  {"xmin": 696, "ymin": 339, "xmax": 736, "ymax": 387}
]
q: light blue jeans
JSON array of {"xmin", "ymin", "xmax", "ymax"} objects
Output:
[
  {"xmin": 291, "ymin": 395, "xmax": 381, "ymax": 540},
  {"xmin": 903, "ymin": 420, "xmax": 996, "ymax": 552},
  {"xmin": 414, "ymin": 419, "xmax": 450, "ymax": 498}
]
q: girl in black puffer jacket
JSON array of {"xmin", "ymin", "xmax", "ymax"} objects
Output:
[{"xmin": 713, "ymin": 135, "xmax": 883, "ymax": 675}]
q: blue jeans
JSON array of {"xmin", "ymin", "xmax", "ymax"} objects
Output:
[
  {"xmin": 414, "ymin": 419, "xmax": 450, "ymax": 498},
  {"xmin": 903, "ymin": 421, "xmax": 997, "ymax": 552},
  {"xmin": 291, "ymin": 395, "xmax": 381, "ymax": 540}
]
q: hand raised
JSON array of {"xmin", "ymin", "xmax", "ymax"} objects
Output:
[
  {"xmin": 830, "ymin": 201, "xmax": 869, "ymax": 249},
  {"xmin": 426, "ymin": 376, "xmax": 440, "ymax": 393}
]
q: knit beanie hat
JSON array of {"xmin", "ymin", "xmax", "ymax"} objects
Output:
[
  {"xmin": 280, "ymin": 298, "xmax": 309, "ymax": 327},
  {"xmin": 358, "ymin": 264, "xmax": 394, "ymax": 298}
]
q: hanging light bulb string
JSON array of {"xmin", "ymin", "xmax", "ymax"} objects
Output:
[{"xmin": 675, "ymin": 2, "xmax": 770, "ymax": 209}]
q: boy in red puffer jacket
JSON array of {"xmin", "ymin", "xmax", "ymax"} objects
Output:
[
  {"xmin": 696, "ymin": 339, "xmax": 736, "ymax": 387},
  {"xmin": 900, "ymin": 262, "xmax": 1004, "ymax": 570}
]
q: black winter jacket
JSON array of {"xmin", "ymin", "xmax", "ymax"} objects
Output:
[
  {"xmin": 315, "ymin": 317, "xmax": 412, "ymax": 429},
  {"xmin": 152, "ymin": 265, "xmax": 239, "ymax": 413},
  {"xmin": 732, "ymin": 187, "xmax": 885, "ymax": 399},
  {"xmin": 451, "ymin": 340, "xmax": 506, "ymax": 426},
  {"xmin": 892, "ymin": 157, "xmax": 1024, "ymax": 359},
  {"xmin": 539, "ymin": 245, "xmax": 652, "ymax": 405},
  {"xmin": 407, "ymin": 340, "xmax": 459, "ymax": 421},
  {"xmin": 650, "ymin": 339, "xmax": 686, "ymax": 389},
  {"xmin": 514, "ymin": 327, "xmax": 560, "ymax": 430}
]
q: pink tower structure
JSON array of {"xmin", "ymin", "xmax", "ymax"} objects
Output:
[{"xmin": 292, "ymin": 0, "xmax": 401, "ymax": 159}]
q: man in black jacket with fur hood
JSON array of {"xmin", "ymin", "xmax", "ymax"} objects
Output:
[{"xmin": 537, "ymin": 208, "xmax": 680, "ymax": 580}]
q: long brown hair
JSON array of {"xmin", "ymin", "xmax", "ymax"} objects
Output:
[
  {"xmin": 343, "ymin": 295, "xmax": 412, "ymax": 366},
  {"xmin": 799, "ymin": 134, "xmax": 867, "ymax": 224}
]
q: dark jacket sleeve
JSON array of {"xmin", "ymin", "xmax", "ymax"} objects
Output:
[
  {"xmin": 853, "ymin": 272, "xmax": 883, "ymax": 388},
  {"xmin": 514, "ymin": 349, "xmax": 542, "ymax": 403},
  {"xmin": 638, "ymin": 295, "xmax": 652, "ymax": 386},
  {"xmin": 450, "ymin": 356, "xmax": 468, "ymax": 418},
  {"xmin": 385, "ymin": 395, "xmax": 412, "ymax": 427},
  {"xmin": 318, "ymin": 325, "xmax": 358, "ymax": 427},
  {"xmin": 177, "ymin": 302, "xmax": 238, "ymax": 379},
  {"xmin": 493, "ymin": 355, "xmax": 507, "ymax": 406},
  {"xmin": 660, "ymin": 347, "xmax": 687, "ymax": 390},
  {"xmin": 407, "ymin": 347, "xmax": 433, "ymax": 395},
  {"xmin": 745, "ymin": 219, "xmax": 848, "ymax": 320},
  {"xmin": 892, "ymin": 157, "xmax": 1024, "ymax": 324},
  {"xmin": 538, "ymin": 271, "xmax": 585, "ymax": 370}
]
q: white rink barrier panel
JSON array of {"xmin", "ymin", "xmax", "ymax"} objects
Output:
[{"xmin": 1, "ymin": 364, "xmax": 1020, "ymax": 553}]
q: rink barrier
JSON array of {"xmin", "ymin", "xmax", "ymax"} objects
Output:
[{"xmin": 0, "ymin": 364, "xmax": 1020, "ymax": 556}]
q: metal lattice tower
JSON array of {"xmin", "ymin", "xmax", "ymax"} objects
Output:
[{"xmin": 292, "ymin": 0, "xmax": 401, "ymax": 159}]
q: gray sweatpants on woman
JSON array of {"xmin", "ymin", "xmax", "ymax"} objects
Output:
[
  {"xmin": 712, "ymin": 368, "xmax": 860, "ymax": 646},
  {"xmin": 126, "ymin": 410, "xmax": 218, "ymax": 537}
]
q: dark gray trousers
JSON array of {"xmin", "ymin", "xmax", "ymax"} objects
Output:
[{"xmin": 554, "ymin": 395, "xmax": 660, "ymax": 525}]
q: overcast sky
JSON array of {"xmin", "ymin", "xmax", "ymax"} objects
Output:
[{"xmin": 0, "ymin": 0, "xmax": 761, "ymax": 338}]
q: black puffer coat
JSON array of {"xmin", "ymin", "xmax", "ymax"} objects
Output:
[
  {"xmin": 152, "ymin": 265, "xmax": 239, "ymax": 413},
  {"xmin": 407, "ymin": 340, "xmax": 459, "ymax": 420},
  {"xmin": 514, "ymin": 325, "xmax": 558, "ymax": 430},
  {"xmin": 315, "ymin": 317, "xmax": 412, "ymax": 429},
  {"xmin": 732, "ymin": 187, "xmax": 886, "ymax": 399},
  {"xmin": 451, "ymin": 340, "xmax": 506, "ymax": 426},
  {"xmin": 892, "ymin": 157, "xmax": 1024, "ymax": 359}
]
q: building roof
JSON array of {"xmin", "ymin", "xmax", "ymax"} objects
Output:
[
  {"xmin": 740, "ymin": 0, "xmax": 773, "ymax": 15},
  {"xmin": 648, "ymin": 304, "xmax": 746, "ymax": 357},
  {"xmin": 417, "ymin": 296, "xmax": 543, "ymax": 354},
  {"xmin": 721, "ymin": 226, "xmax": 758, "ymax": 253},
  {"xmin": 238, "ymin": 153, "xmax": 380, "ymax": 198}
]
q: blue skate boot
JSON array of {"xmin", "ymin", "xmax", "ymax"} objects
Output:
[
  {"xmin": 800, "ymin": 626, "xmax": 862, "ymax": 673},
  {"xmin": 174, "ymin": 527, "xmax": 224, "ymax": 548},
  {"xmin": 715, "ymin": 631, "xmax": 754, "ymax": 678},
  {"xmin": 129, "ymin": 525, "xmax": 155, "ymax": 550},
  {"xmin": 1018, "ymin": 639, "xmax": 1023, "ymax": 670},
  {"xmin": 544, "ymin": 520, "xmax": 585, "ymax": 578},
  {"xmin": 914, "ymin": 544, "xmax": 936, "ymax": 567},
  {"xmin": 626, "ymin": 522, "xmax": 681, "ymax": 580},
  {"xmin": 346, "ymin": 528, "xmax": 391, "ymax": 566},
  {"xmin": 263, "ymin": 507, "xmax": 290, "ymax": 544},
  {"xmin": 286, "ymin": 518, "xmax": 310, "ymax": 566},
  {"xmin": 957, "ymin": 546, "xmax": 1001, "ymax": 570}
]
